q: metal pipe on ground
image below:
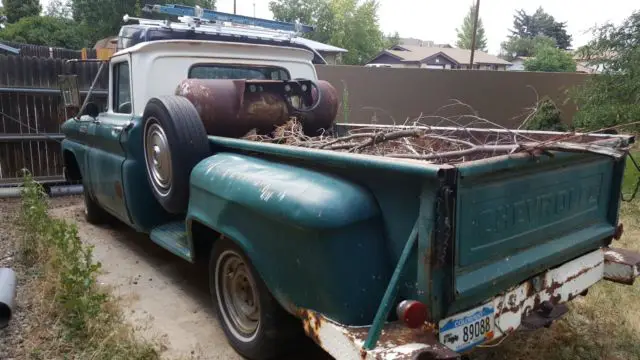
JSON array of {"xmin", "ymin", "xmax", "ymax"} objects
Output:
[
  {"xmin": 0, "ymin": 185, "xmax": 83, "ymax": 198},
  {"xmin": 0, "ymin": 268, "xmax": 16, "ymax": 329}
]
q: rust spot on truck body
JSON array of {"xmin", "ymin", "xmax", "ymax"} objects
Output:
[
  {"xmin": 298, "ymin": 309, "xmax": 324, "ymax": 347},
  {"xmin": 295, "ymin": 308, "xmax": 459, "ymax": 360},
  {"xmin": 497, "ymin": 259, "xmax": 603, "ymax": 318}
]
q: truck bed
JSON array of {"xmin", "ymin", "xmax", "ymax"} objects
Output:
[{"xmin": 197, "ymin": 124, "xmax": 632, "ymax": 326}]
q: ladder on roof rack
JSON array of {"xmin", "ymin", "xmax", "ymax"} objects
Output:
[{"xmin": 141, "ymin": 3, "xmax": 314, "ymax": 34}]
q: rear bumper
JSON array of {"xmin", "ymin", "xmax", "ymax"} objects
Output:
[{"xmin": 299, "ymin": 247, "xmax": 640, "ymax": 360}]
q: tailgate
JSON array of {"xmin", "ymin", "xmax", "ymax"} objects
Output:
[{"xmin": 449, "ymin": 152, "xmax": 623, "ymax": 313}]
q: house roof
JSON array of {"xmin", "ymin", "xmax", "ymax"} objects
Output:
[{"xmin": 373, "ymin": 45, "xmax": 511, "ymax": 65}]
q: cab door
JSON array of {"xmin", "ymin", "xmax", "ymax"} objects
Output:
[{"xmin": 86, "ymin": 57, "xmax": 132, "ymax": 223}]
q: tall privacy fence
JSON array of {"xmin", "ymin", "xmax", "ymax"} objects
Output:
[
  {"xmin": 315, "ymin": 65, "xmax": 590, "ymax": 128},
  {"xmin": 0, "ymin": 40, "xmax": 98, "ymax": 60},
  {"xmin": 0, "ymin": 55, "xmax": 590, "ymax": 186},
  {"xmin": 0, "ymin": 55, "xmax": 107, "ymax": 186}
]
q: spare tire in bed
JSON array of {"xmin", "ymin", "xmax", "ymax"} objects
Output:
[{"xmin": 142, "ymin": 96, "xmax": 210, "ymax": 214}]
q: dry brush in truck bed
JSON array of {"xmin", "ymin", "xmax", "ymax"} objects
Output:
[{"xmin": 243, "ymin": 117, "xmax": 632, "ymax": 163}]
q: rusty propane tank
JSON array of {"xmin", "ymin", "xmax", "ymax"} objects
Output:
[
  {"xmin": 176, "ymin": 79, "xmax": 289, "ymax": 138},
  {"xmin": 303, "ymin": 80, "xmax": 339, "ymax": 136},
  {"xmin": 175, "ymin": 79, "xmax": 339, "ymax": 138}
]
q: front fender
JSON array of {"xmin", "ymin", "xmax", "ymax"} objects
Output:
[
  {"xmin": 61, "ymin": 139, "xmax": 88, "ymax": 183},
  {"xmin": 187, "ymin": 153, "xmax": 391, "ymax": 326}
]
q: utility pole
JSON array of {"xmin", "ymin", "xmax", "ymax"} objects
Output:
[
  {"xmin": 253, "ymin": 1, "xmax": 256, "ymax": 17},
  {"xmin": 469, "ymin": 0, "xmax": 480, "ymax": 69},
  {"xmin": 234, "ymin": 0, "xmax": 237, "ymax": 14}
]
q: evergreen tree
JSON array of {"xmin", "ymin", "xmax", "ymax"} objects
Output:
[
  {"xmin": 3, "ymin": 0, "xmax": 42, "ymax": 23},
  {"xmin": 455, "ymin": 5, "xmax": 487, "ymax": 51},
  {"xmin": 508, "ymin": 7, "xmax": 571, "ymax": 50}
]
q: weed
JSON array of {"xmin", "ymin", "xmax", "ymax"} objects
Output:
[
  {"xmin": 341, "ymin": 81, "xmax": 350, "ymax": 123},
  {"xmin": 15, "ymin": 173, "xmax": 159, "ymax": 359}
]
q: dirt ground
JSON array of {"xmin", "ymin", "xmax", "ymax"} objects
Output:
[{"xmin": 0, "ymin": 196, "xmax": 330, "ymax": 360}]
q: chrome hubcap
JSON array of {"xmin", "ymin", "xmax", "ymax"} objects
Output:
[
  {"xmin": 218, "ymin": 252, "xmax": 260, "ymax": 338},
  {"xmin": 144, "ymin": 121, "xmax": 172, "ymax": 196}
]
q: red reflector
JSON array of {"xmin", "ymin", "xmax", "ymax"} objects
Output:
[
  {"xmin": 396, "ymin": 300, "xmax": 428, "ymax": 329},
  {"xmin": 614, "ymin": 223, "xmax": 624, "ymax": 240}
]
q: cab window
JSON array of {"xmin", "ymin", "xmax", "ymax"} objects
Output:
[
  {"xmin": 113, "ymin": 62, "xmax": 131, "ymax": 114},
  {"xmin": 189, "ymin": 64, "xmax": 290, "ymax": 80}
]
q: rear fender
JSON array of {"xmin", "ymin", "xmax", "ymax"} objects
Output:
[{"xmin": 187, "ymin": 153, "xmax": 391, "ymax": 325}]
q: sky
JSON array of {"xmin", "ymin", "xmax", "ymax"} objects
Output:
[{"xmin": 32, "ymin": 0, "xmax": 640, "ymax": 54}]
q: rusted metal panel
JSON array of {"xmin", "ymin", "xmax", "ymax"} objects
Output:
[
  {"xmin": 297, "ymin": 308, "xmax": 460, "ymax": 360},
  {"xmin": 488, "ymin": 249, "xmax": 604, "ymax": 341},
  {"xmin": 603, "ymin": 247, "xmax": 640, "ymax": 285}
]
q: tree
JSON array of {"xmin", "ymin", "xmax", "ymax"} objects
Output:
[
  {"xmin": 500, "ymin": 35, "xmax": 555, "ymax": 60},
  {"xmin": 524, "ymin": 45, "xmax": 576, "ymax": 72},
  {"xmin": 270, "ymin": 0, "xmax": 386, "ymax": 65},
  {"xmin": 455, "ymin": 5, "xmax": 487, "ymax": 51},
  {"xmin": 3, "ymin": 0, "xmax": 42, "ymax": 23},
  {"xmin": 269, "ymin": 0, "xmax": 324, "ymax": 25},
  {"xmin": 46, "ymin": 0, "xmax": 73, "ymax": 19},
  {"xmin": 384, "ymin": 31, "xmax": 400, "ymax": 49},
  {"xmin": 0, "ymin": 15, "xmax": 90, "ymax": 49},
  {"xmin": 509, "ymin": 7, "xmax": 571, "ymax": 49},
  {"xmin": 71, "ymin": 0, "xmax": 218, "ymax": 45},
  {"xmin": 571, "ymin": 11, "xmax": 640, "ymax": 131},
  {"xmin": 501, "ymin": 7, "xmax": 571, "ymax": 58}
]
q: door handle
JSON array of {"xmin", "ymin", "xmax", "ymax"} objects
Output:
[{"xmin": 112, "ymin": 126, "xmax": 124, "ymax": 134}]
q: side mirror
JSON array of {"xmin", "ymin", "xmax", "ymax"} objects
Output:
[{"xmin": 83, "ymin": 102, "xmax": 101, "ymax": 118}]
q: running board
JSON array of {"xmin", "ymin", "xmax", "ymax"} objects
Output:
[{"xmin": 149, "ymin": 221, "xmax": 192, "ymax": 262}]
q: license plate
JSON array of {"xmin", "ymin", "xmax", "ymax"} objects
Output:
[{"xmin": 438, "ymin": 302, "xmax": 495, "ymax": 352}]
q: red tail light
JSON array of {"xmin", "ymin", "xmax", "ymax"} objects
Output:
[{"xmin": 396, "ymin": 300, "xmax": 428, "ymax": 328}]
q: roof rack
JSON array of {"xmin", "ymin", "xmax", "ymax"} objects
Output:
[
  {"xmin": 137, "ymin": 3, "xmax": 313, "ymax": 37},
  {"xmin": 119, "ymin": 4, "xmax": 328, "ymax": 64}
]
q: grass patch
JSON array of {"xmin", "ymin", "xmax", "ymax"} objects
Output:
[
  {"xmin": 471, "ymin": 151, "xmax": 640, "ymax": 360},
  {"xmin": 15, "ymin": 173, "xmax": 160, "ymax": 360}
]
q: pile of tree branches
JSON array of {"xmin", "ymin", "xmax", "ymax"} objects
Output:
[{"xmin": 243, "ymin": 114, "xmax": 629, "ymax": 164}]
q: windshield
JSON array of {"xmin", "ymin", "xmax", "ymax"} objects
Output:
[{"xmin": 189, "ymin": 64, "xmax": 290, "ymax": 80}]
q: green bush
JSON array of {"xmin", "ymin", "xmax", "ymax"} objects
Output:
[
  {"xmin": 571, "ymin": 11, "xmax": 640, "ymax": 132},
  {"xmin": 17, "ymin": 173, "xmax": 158, "ymax": 359},
  {"xmin": 524, "ymin": 45, "xmax": 577, "ymax": 72},
  {"xmin": 523, "ymin": 97, "xmax": 569, "ymax": 132}
]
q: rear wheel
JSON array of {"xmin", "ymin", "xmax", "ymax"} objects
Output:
[
  {"xmin": 142, "ymin": 96, "xmax": 209, "ymax": 214},
  {"xmin": 210, "ymin": 237, "xmax": 301, "ymax": 360}
]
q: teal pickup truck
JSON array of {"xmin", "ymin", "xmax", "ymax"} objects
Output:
[{"xmin": 59, "ymin": 6, "xmax": 640, "ymax": 360}]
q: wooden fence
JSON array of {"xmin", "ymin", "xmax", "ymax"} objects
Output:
[
  {"xmin": 0, "ymin": 55, "xmax": 107, "ymax": 186},
  {"xmin": 0, "ymin": 40, "xmax": 98, "ymax": 60}
]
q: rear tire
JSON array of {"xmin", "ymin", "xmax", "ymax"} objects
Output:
[
  {"xmin": 210, "ymin": 237, "xmax": 302, "ymax": 360},
  {"xmin": 142, "ymin": 96, "xmax": 209, "ymax": 214}
]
